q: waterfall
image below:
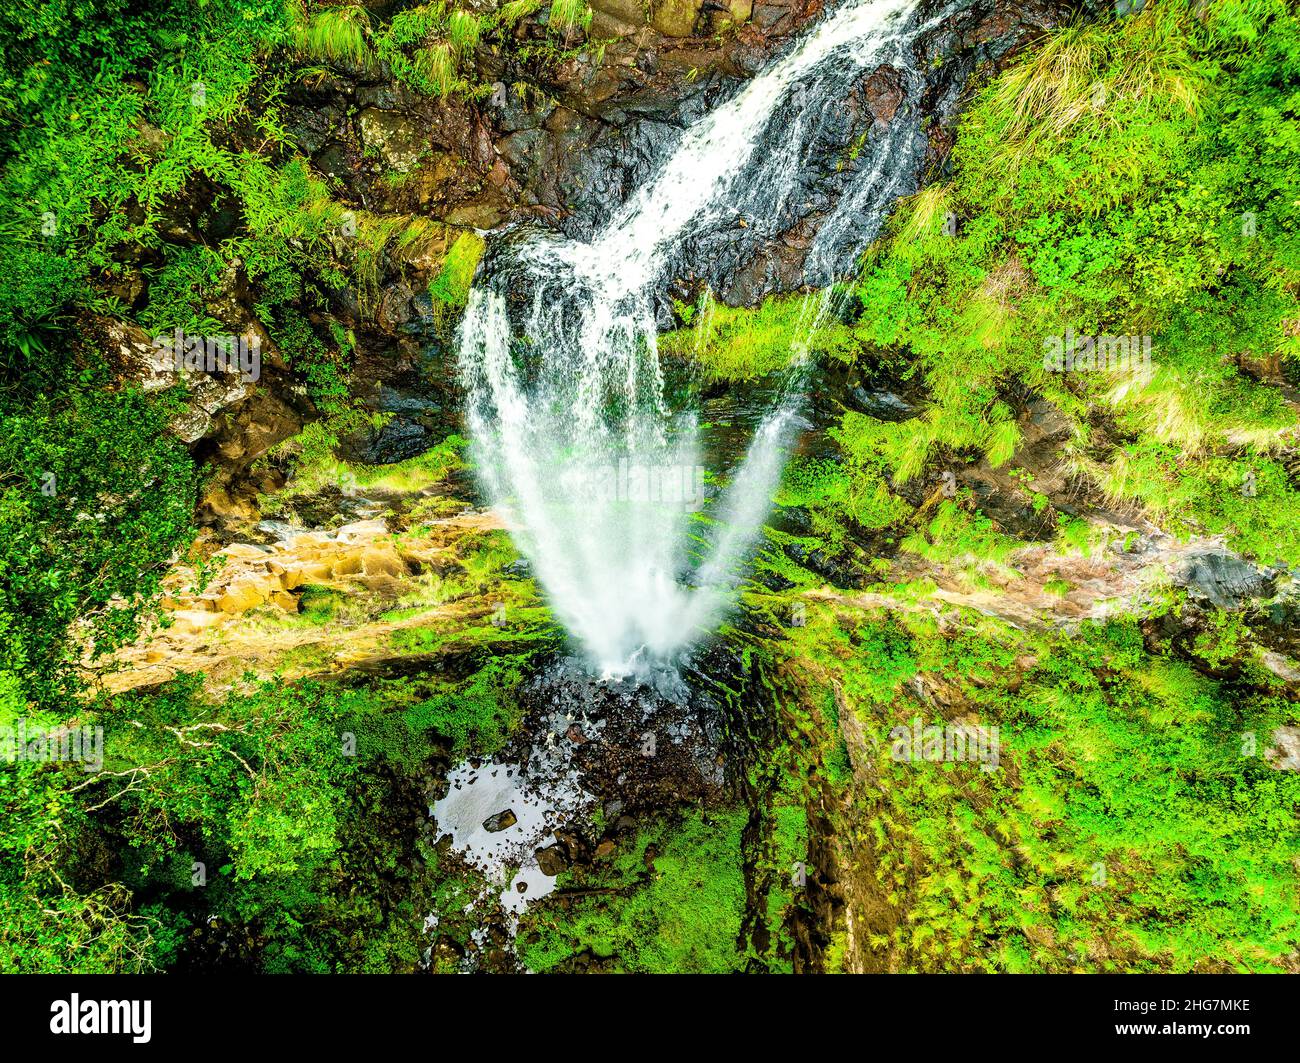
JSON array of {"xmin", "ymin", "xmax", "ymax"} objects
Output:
[{"xmin": 458, "ymin": 0, "xmax": 955, "ymax": 677}]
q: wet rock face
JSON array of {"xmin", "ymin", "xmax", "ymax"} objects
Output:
[
  {"xmin": 483, "ymin": 0, "xmax": 1079, "ymax": 305},
  {"xmin": 845, "ymin": 386, "xmax": 916, "ymax": 423},
  {"xmin": 254, "ymin": 0, "xmax": 1082, "ymax": 394},
  {"xmin": 1174, "ymin": 548, "xmax": 1278, "ymax": 609},
  {"xmin": 516, "ymin": 657, "xmax": 727, "ymax": 816},
  {"xmin": 682, "ymin": 0, "xmax": 1076, "ymax": 304},
  {"xmin": 163, "ymin": 0, "xmax": 1084, "ymax": 534},
  {"xmin": 486, "ymin": 53, "xmax": 745, "ymax": 240}
]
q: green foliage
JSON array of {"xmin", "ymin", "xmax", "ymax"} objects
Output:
[
  {"xmin": 0, "ymin": 0, "xmax": 296, "ymax": 365},
  {"xmin": 372, "ymin": 0, "xmax": 592, "ymax": 99},
  {"xmin": 1, "ymin": 642, "xmax": 538, "ymax": 973},
  {"xmin": 662, "ymin": 291, "xmax": 856, "ymax": 381},
  {"xmin": 828, "ymin": 413, "xmax": 913, "ymax": 530},
  {"xmin": 849, "ymin": 0, "xmax": 1300, "ymax": 556},
  {"xmin": 292, "ymin": 4, "xmax": 376, "ymax": 70},
  {"xmin": 774, "ymin": 456, "xmax": 858, "ymax": 552},
  {"xmin": 547, "ymin": 0, "xmax": 592, "ymax": 34},
  {"xmin": 428, "ymin": 231, "xmax": 485, "ymax": 310},
  {"xmin": 900, "ymin": 498, "xmax": 1020, "ymax": 567},
  {"xmin": 395, "ymin": 655, "xmax": 528, "ymax": 760},
  {"xmin": 518, "ymin": 808, "xmax": 748, "ymax": 972},
  {"xmin": 781, "ymin": 604, "xmax": 1300, "ymax": 972},
  {"xmin": 0, "ymin": 389, "xmax": 197, "ymax": 705}
]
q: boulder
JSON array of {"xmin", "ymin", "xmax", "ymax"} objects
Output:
[
  {"xmin": 361, "ymin": 547, "xmax": 407, "ymax": 578},
  {"xmin": 358, "ymin": 108, "xmax": 426, "ymax": 173},
  {"xmin": 216, "ymin": 582, "xmax": 268, "ymax": 614},
  {"xmin": 651, "ymin": 0, "xmax": 704, "ymax": 37},
  {"xmin": 1174, "ymin": 549, "xmax": 1275, "ymax": 609},
  {"xmin": 1266, "ymin": 726, "xmax": 1300, "ymax": 772},
  {"xmin": 536, "ymin": 845, "xmax": 568, "ymax": 876}
]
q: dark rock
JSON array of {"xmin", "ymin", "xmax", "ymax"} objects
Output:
[
  {"xmin": 846, "ymin": 387, "xmax": 916, "ymax": 422},
  {"xmin": 358, "ymin": 107, "xmax": 426, "ymax": 173},
  {"xmin": 783, "ymin": 540, "xmax": 856, "ymax": 587},
  {"xmin": 284, "ymin": 103, "xmax": 344, "ymax": 157},
  {"xmin": 757, "ymin": 570, "xmax": 797, "ymax": 592},
  {"xmin": 358, "ymin": 417, "xmax": 429, "ymax": 465},
  {"xmin": 1027, "ymin": 396, "xmax": 1072, "ymax": 438},
  {"xmin": 536, "ymin": 845, "xmax": 568, "ymax": 876},
  {"xmin": 553, "ymin": 830, "xmax": 584, "ymax": 860},
  {"xmin": 862, "ymin": 65, "xmax": 906, "ymax": 124},
  {"xmin": 1174, "ymin": 549, "xmax": 1275, "ymax": 609},
  {"xmin": 312, "ymin": 143, "xmax": 352, "ymax": 183},
  {"xmin": 378, "ymin": 384, "xmax": 440, "ymax": 417}
]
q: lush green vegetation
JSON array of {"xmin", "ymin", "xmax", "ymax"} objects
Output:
[
  {"xmin": 849, "ymin": 0, "xmax": 1300, "ymax": 565},
  {"xmin": 0, "ymin": 650, "xmax": 545, "ymax": 972},
  {"xmin": 518, "ymin": 808, "xmax": 750, "ymax": 972},
  {"xmin": 664, "ymin": 291, "xmax": 856, "ymax": 380},
  {"xmin": 299, "ymin": 1, "xmax": 593, "ymax": 99},
  {"xmin": 680, "ymin": 0, "xmax": 1300, "ymax": 974},
  {"xmin": 754, "ymin": 596, "xmax": 1300, "ymax": 972},
  {"xmin": 2, "ymin": 0, "xmax": 1297, "ymax": 977}
]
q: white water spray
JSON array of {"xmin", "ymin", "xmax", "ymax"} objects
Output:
[{"xmin": 458, "ymin": 0, "xmax": 949, "ymax": 676}]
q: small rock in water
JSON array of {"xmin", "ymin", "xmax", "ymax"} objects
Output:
[{"xmin": 482, "ymin": 809, "xmax": 518, "ymax": 833}]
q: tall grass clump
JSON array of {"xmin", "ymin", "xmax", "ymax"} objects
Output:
[
  {"xmin": 292, "ymin": 4, "xmax": 377, "ymax": 70},
  {"xmin": 548, "ymin": 0, "xmax": 592, "ymax": 33}
]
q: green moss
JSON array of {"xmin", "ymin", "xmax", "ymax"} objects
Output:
[
  {"xmin": 428, "ymin": 231, "xmax": 485, "ymax": 311},
  {"xmin": 661, "ymin": 291, "xmax": 856, "ymax": 382},
  {"xmin": 900, "ymin": 498, "xmax": 1020, "ymax": 567},
  {"xmin": 518, "ymin": 808, "xmax": 747, "ymax": 973}
]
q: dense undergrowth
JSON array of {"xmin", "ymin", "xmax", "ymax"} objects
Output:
[{"xmin": 744, "ymin": 594, "xmax": 1300, "ymax": 971}]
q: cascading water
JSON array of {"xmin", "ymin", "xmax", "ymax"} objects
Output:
[{"xmin": 458, "ymin": 0, "xmax": 962, "ymax": 677}]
